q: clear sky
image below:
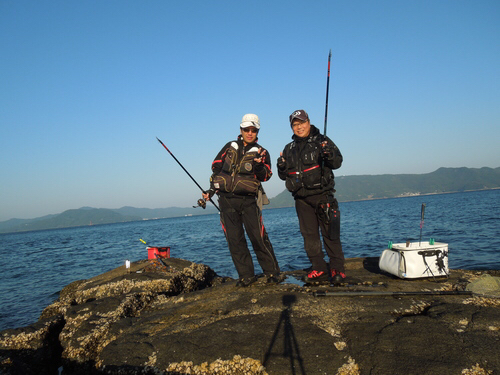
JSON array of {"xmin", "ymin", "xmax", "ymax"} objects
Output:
[{"xmin": 1, "ymin": 0, "xmax": 499, "ymax": 221}]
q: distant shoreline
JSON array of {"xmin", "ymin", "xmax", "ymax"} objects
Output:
[
  {"xmin": 1, "ymin": 188, "xmax": 498, "ymax": 235},
  {"xmin": 335, "ymin": 187, "xmax": 500, "ymax": 203}
]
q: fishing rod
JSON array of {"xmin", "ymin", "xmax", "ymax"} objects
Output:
[
  {"xmin": 323, "ymin": 49, "xmax": 332, "ymax": 136},
  {"xmin": 419, "ymin": 203, "xmax": 426, "ymax": 246},
  {"xmin": 156, "ymin": 137, "xmax": 220, "ymax": 212},
  {"xmin": 313, "ymin": 290, "xmax": 472, "ymax": 297}
]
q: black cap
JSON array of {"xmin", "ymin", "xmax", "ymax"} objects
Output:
[{"xmin": 289, "ymin": 109, "xmax": 309, "ymax": 124}]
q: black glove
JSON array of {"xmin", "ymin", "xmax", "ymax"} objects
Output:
[
  {"xmin": 277, "ymin": 156, "xmax": 286, "ymax": 170},
  {"xmin": 253, "ymin": 148, "xmax": 267, "ymax": 165},
  {"xmin": 320, "ymin": 142, "xmax": 334, "ymax": 158},
  {"xmin": 204, "ymin": 188, "xmax": 215, "ymax": 199}
]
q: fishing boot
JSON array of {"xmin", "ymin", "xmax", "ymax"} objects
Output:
[
  {"xmin": 331, "ymin": 270, "xmax": 346, "ymax": 285},
  {"xmin": 265, "ymin": 273, "xmax": 281, "ymax": 284},
  {"xmin": 236, "ymin": 276, "xmax": 258, "ymax": 287},
  {"xmin": 304, "ymin": 270, "xmax": 329, "ymax": 283}
]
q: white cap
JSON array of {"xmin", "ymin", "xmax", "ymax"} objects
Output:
[{"xmin": 240, "ymin": 113, "xmax": 260, "ymax": 129}]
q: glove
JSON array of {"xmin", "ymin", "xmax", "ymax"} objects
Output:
[
  {"xmin": 320, "ymin": 141, "xmax": 334, "ymax": 158},
  {"xmin": 277, "ymin": 156, "xmax": 286, "ymax": 170},
  {"xmin": 203, "ymin": 188, "xmax": 215, "ymax": 200},
  {"xmin": 253, "ymin": 148, "xmax": 267, "ymax": 165}
]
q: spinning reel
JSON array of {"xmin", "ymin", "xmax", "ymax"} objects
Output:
[{"xmin": 193, "ymin": 198, "xmax": 207, "ymax": 209}]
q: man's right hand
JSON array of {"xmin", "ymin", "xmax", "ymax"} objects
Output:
[{"xmin": 277, "ymin": 152, "xmax": 286, "ymax": 170}]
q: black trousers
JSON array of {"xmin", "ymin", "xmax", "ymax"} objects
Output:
[
  {"xmin": 295, "ymin": 193, "xmax": 345, "ymax": 273},
  {"xmin": 219, "ymin": 195, "xmax": 280, "ymax": 279}
]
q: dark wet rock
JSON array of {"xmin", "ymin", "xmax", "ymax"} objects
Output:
[
  {"xmin": 0, "ymin": 314, "xmax": 64, "ymax": 375},
  {"xmin": 1, "ymin": 257, "xmax": 499, "ymax": 375}
]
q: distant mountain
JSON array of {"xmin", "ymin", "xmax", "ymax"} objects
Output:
[
  {"xmin": 0, "ymin": 214, "xmax": 59, "ymax": 234},
  {"xmin": 267, "ymin": 166, "xmax": 500, "ymax": 208},
  {"xmin": 0, "ymin": 208, "xmax": 141, "ymax": 233},
  {"xmin": 1, "ymin": 167, "xmax": 498, "ymax": 233}
]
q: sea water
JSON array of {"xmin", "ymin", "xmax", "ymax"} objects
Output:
[{"xmin": 0, "ymin": 189, "xmax": 498, "ymax": 331}]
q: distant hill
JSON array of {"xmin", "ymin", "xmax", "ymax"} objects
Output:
[
  {"xmin": 0, "ymin": 214, "xmax": 59, "ymax": 234},
  {"xmin": 0, "ymin": 208, "xmax": 141, "ymax": 233},
  {"xmin": 1, "ymin": 167, "xmax": 498, "ymax": 233},
  {"xmin": 267, "ymin": 166, "xmax": 500, "ymax": 208},
  {"xmin": 336, "ymin": 166, "xmax": 500, "ymax": 201}
]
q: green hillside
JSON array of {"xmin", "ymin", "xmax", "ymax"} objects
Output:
[
  {"xmin": 267, "ymin": 166, "xmax": 500, "ymax": 208},
  {"xmin": 1, "ymin": 209, "xmax": 141, "ymax": 233}
]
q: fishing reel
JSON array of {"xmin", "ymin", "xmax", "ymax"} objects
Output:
[{"xmin": 193, "ymin": 198, "xmax": 207, "ymax": 209}]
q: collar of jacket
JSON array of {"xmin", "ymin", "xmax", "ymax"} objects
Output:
[
  {"xmin": 237, "ymin": 134, "xmax": 259, "ymax": 147},
  {"xmin": 292, "ymin": 124, "xmax": 320, "ymax": 142}
]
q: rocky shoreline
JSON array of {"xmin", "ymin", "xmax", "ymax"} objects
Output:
[{"xmin": 1, "ymin": 257, "xmax": 499, "ymax": 375}]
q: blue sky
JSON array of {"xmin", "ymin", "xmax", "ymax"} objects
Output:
[{"xmin": 1, "ymin": 0, "xmax": 499, "ymax": 221}]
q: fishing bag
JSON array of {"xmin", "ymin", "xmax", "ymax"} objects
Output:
[
  {"xmin": 379, "ymin": 241, "xmax": 449, "ymax": 279},
  {"xmin": 211, "ymin": 173, "xmax": 260, "ymax": 195}
]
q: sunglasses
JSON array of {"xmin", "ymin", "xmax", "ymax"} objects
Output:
[{"xmin": 241, "ymin": 127, "xmax": 259, "ymax": 133}]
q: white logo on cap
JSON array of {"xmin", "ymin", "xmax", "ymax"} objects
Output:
[{"xmin": 293, "ymin": 111, "xmax": 302, "ymax": 116}]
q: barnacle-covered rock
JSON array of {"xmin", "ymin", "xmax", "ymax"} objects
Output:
[
  {"xmin": 0, "ymin": 315, "xmax": 64, "ymax": 374},
  {"xmin": 2, "ymin": 257, "xmax": 499, "ymax": 375}
]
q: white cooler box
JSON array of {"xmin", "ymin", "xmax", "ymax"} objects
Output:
[{"xmin": 379, "ymin": 241, "xmax": 449, "ymax": 279}]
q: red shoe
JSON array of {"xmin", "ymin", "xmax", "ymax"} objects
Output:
[
  {"xmin": 331, "ymin": 270, "xmax": 346, "ymax": 284},
  {"xmin": 304, "ymin": 270, "xmax": 329, "ymax": 283}
]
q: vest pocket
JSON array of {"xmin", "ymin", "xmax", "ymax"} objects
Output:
[
  {"xmin": 232, "ymin": 175, "xmax": 260, "ymax": 195},
  {"xmin": 212, "ymin": 173, "xmax": 232, "ymax": 192},
  {"xmin": 301, "ymin": 165, "xmax": 323, "ymax": 189},
  {"xmin": 212, "ymin": 173, "xmax": 259, "ymax": 195},
  {"xmin": 285, "ymin": 174, "xmax": 301, "ymax": 193}
]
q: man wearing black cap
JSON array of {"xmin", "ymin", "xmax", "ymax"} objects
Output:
[
  {"xmin": 277, "ymin": 110, "xmax": 346, "ymax": 284},
  {"xmin": 203, "ymin": 114, "xmax": 280, "ymax": 287}
]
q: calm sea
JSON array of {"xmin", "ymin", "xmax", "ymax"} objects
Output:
[{"xmin": 0, "ymin": 190, "xmax": 498, "ymax": 331}]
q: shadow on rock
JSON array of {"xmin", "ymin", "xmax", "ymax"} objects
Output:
[
  {"xmin": 263, "ymin": 294, "xmax": 306, "ymax": 375},
  {"xmin": 362, "ymin": 257, "xmax": 381, "ymax": 274}
]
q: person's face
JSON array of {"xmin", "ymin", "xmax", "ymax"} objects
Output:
[
  {"xmin": 292, "ymin": 119, "xmax": 311, "ymax": 138},
  {"xmin": 240, "ymin": 127, "xmax": 259, "ymax": 144}
]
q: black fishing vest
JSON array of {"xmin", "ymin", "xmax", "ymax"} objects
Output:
[{"xmin": 211, "ymin": 141, "xmax": 261, "ymax": 195}]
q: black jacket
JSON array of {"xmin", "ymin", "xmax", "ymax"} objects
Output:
[{"xmin": 277, "ymin": 125, "xmax": 342, "ymax": 198}]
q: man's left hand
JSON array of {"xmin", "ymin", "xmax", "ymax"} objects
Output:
[
  {"xmin": 254, "ymin": 148, "xmax": 267, "ymax": 164},
  {"xmin": 320, "ymin": 141, "xmax": 333, "ymax": 157}
]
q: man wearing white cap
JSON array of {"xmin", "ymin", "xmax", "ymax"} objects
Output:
[{"xmin": 203, "ymin": 114, "xmax": 280, "ymax": 287}]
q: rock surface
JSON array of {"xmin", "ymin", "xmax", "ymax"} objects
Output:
[{"xmin": 1, "ymin": 257, "xmax": 499, "ymax": 375}]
